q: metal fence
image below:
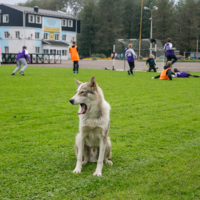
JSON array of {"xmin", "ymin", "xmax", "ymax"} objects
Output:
[{"xmin": 1, "ymin": 53, "xmax": 62, "ymax": 64}]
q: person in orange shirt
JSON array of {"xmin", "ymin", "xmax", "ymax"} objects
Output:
[
  {"xmin": 69, "ymin": 41, "xmax": 80, "ymax": 73},
  {"xmin": 152, "ymin": 61, "xmax": 173, "ymax": 80}
]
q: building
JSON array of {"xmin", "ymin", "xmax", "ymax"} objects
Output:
[{"xmin": 0, "ymin": 4, "xmax": 81, "ymax": 60}]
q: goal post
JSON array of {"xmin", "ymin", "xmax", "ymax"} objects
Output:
[{"xmin": 112, "ymin": 38, "xmax": 165, "ymax": 71}]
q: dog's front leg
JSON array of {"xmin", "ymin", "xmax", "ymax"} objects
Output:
[
  {"xmin": 93, "ymin": 136, "xmax": 106, "ymax": 177},
  {"xmin": 73, "ymin": 133, "xmax": 84, "ymax": 174}
]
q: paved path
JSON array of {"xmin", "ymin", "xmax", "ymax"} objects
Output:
[{"xmin": 4, "ymin": 60, "xmax": 200, "ymax": 72}]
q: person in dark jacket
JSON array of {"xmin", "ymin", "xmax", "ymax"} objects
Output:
[
  {"xmin": 146, "ymin": 54, "xmax": 157, "ymax": 72},
  {"xmin": 152, "ymin": 61, "xmax": 173, "ymax": 80}
]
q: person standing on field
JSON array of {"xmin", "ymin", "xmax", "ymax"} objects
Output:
[
  {"xmin": 125, "ymin": 44, "xmax": 137, "ymax": 75},
  {"xmin": 164, "ymin": 38, "xmax": 177, "ymax": 65},
  {"xmin": 11, "ymin": 46, "xmax": 30, "ymax": 76},
  {"xmin": 69, "ymin": 41, "xmax": 80, "ymax": 73}
]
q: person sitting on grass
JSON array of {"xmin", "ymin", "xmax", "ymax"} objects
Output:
[
  {"xmin": 146, "ymin": 54, "xmax": 157, "ymax": 72},
  {"xmin": 172, "ymin": 68, "xmax": 200, "ymax": 78},
  {"xmin": 152, "ymin": 61, "xmax": 172, "ymax": 80}
]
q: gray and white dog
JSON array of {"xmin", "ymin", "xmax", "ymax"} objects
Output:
[{"xmin": 69, "ymin": 76, "xmax": 113, "ymax": 176}]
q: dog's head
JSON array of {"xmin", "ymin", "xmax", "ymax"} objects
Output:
[{"xmin": 69, "ymin": 76, "xmax": 99, "ymax": 115}]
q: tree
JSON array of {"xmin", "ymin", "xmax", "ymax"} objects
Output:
[
  {"xmin": 77, "ymin": 0, "xmax": 98, "ymax": 56},
  {"xmin": 153, "ymin": 0, "xmax": 177, "ymax": 46},
  {"xmin": 176, "ymin": 0, "xmax": 200, "ymax": 53}
]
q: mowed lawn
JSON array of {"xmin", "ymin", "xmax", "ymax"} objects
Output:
[{"xmin": 0, "ymin": 65, "xmax": 200, "ymax": 200}]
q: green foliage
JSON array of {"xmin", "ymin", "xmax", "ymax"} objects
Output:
[
  {"xmin": 91, "ymin": 53, "xmax": 107, "ymax": 58},
  {"xmin": 1, "ymin": 65, "xmax": 200, "ymax": 199}
]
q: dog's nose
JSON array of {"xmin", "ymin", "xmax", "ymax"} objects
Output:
[{"xmin": 69, "ymin": 99, "xmax": 74, "ymax": 105}]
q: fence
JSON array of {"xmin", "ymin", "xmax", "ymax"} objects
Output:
[{"xmin": 1, "ymin": 53, "xmax": 62, "ymax": 64}]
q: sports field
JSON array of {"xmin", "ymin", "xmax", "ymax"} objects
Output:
[{"xmin": 1, "ymin": 65, "xmax": 200, "ymax": 199}]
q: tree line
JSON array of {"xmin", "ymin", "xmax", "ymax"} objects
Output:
[{"xmin": 19, "ymin": 0, "xmax": 200, "ymax": 57}]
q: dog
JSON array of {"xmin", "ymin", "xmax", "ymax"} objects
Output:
[{"xmin": 69, "ymin": 76, "xmax": 113, "ymax": 176}]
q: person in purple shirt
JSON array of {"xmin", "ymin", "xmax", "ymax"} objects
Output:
[
  {"xmin": 125, "ymin": 44, "xmax": 137, "ymax": 75},
  {"xmin": 164, "ymin": 38, "xmax": 177, "ymax": 65},
  {"xmin": 11, "ymin": 46, "xmax": 30, "ymax": 76},
  {"xmin": 172, "ymin": 68, "xmax": 200, "ymax": 78}
]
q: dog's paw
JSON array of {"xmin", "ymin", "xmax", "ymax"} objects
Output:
[
  {"xmin": 105, "ymin": 159, "xmax": 113, "ymax": 165},
  {"xmin": 93, "ymin": 170, "xmax": 102, "ymax": 177},
  {"xmin": 73, "ymin": 167, "xmax": 82, "ymax": 174},
  {"xmin": 82, "ymin": 161, "xmax": 88, "ymax": 165}
]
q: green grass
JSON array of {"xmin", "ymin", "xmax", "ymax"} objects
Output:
[{"xmin": 1, "ymin": 66, "xmax": 200, "ymax": 200}]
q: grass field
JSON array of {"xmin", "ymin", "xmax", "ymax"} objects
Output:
[{"xmin": 1, "ymin": 65, "xmax": 200, "ymax": 200}]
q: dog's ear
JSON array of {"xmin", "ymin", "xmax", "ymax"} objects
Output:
[
  {"xmin": 89, "ymin": 76, "xmax": 98, "ymax": 89},
  {"xmin": 74, "ymin": 78, "xmax": 82, "ymax": 87}
]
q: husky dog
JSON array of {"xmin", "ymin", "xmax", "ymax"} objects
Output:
[{"xmin": 69, "ymin": 76, "xmax": 113, "ymax": 176}]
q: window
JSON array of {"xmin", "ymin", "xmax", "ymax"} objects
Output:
[
  {"xmin": 35, "ymin": 32, "xmax": 40, "ymax": 39},
  {"xmin": 35, "ymin": 47, "xmax": 40, "ymax": 53},
  {"xmin": 44, "ymin": 33, "xmax": 48, "ymax": 39},
  {"xmin": 4, "ymin": 32, "xmax": 9, "ymax": 38},
  {"xmin": 15, "ymin": 31, "xmax": 20, "ymax": 39},
  {"xmin": 62, "ymin": 50, "xmax": 67, "ymax": 56},
  {"xmin": 43, "ymin": 49, "xmax": 49, "ymax": 54},
  {"xmin": 3, "ymin": 14, "xmax": 9, "ymax": 23},
  {"xmin": 36, "ymin": 16, "xmax": 41, "ymax": 24},
  {"xmin": 62, "ymin": 19, "xmax": 67, "ymax": 27},
  {"xmin": 62, "ymin": 35, "xmax": 66, "ymax": 41},
  {"xmin": 55, "ymin": 34, "xmax": 59, "ymax": 40},
  {"xmin": 57, "ymin": 50, "xmax": 61, "ymax": 55},
  {"xmin": 4, "ymin": 47, "xmax": 9, "ymax": 53},
  {"xmin": 28, "ymin": 15, "xmax": 35, "ymax": 23},
  {"xmin": 68, "ymin": 20, "xmax": 73, "ymax": 27},
  {"xmin": 50, "ymin": 49, "xmax": 56, "ymax": 54}
]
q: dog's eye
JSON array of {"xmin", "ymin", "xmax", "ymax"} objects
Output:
[{"xmin": 80, "ymin": 91, "xmax": 84, "ymax": 94}]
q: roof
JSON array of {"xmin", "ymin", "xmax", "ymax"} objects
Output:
[
  {"xmin": 42, "ymin": 40, "xmax": 69, "ymax": 46},
  {"xmin": 0, "ymin": 3, "xmax": 78, "ymax": 20}
]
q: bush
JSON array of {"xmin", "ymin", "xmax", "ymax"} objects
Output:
[{"xmin": 91, "ymin": 53, "xmax": 107, "ymax": 59}]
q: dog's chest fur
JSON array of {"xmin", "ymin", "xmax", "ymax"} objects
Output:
[{"xmin": 82, "ymin": 126, "xmax": 102, "ymax": 147}]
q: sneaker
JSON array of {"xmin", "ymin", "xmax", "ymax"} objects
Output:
[
  {"xmin": 76, "ymin": 71, "xmax": 78, "ymax": 74},
  {"xmin": 73, "ymin": 71, "xmax": 75, "ymax": 73},
  {"xmin": 131, "ymin": 74, "xmax": 134, "ymax": 76},
  {"xmin": 152, "ymin": 77, "xmax": 155, "ymax": 79},
  {"xmin": 20, "ymin": 71, "xmax": 24, "ymax": 76},
  {"xmin": 11, "ymin": 73, "xmax": 15, "ymax": 75},
  {"xmin": 128, "ymin": 70, "xmax": 130, "ymax": 75}
]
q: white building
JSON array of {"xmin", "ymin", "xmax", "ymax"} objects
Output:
[{"xmin": 0, "ymin": 4, "xmax": 81, "ymax": 60}]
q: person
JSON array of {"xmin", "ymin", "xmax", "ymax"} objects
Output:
[
  {"xmin": 120, "ymin": 53, "xmax": 123, "ymax": 60},
  {"xmin": 152, "ymin": 61, "xmax": 173, "ymax": 80},
  {"xmin": 172, "ymin": 68, "xmax": 200, "ymax": 78},
  {"xmin": 164, "ymin": 38, "xmax": 177, "ymax": 65},
  {"xmin": 69, "ymin": 41, "xmax": 80, "ymax": 73},
  {"xmin": 11, "ymin": 46, "xmax": 30, "ymax": 76},
  {"xmin": 146, "ymin": 54, "xmax": 157, "ymax": 72},
  {"xmin": 125, "ymin": 44, "xmax": 137, "ymax": 75}
]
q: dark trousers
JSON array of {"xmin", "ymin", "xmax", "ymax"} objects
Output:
[
  {"xmin": 148, "ymin": 65, "xmax": 157, "ymax": 72},
  {"xmin": 128, "ymin": 62, "xmax": 135, "ymax": 74},
  {"xmin": 167, "ymin": 55, "xmax": 177, "ymax": 65},
  {"xmin": 187, "ymin": 74, "xmax": 200, "ymax": 77},
  {"xmin": 73, "ymin": 61, "xmax": 79, "ymax": 72}
]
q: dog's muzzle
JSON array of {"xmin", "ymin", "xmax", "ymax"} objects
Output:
[{"xmin": 69, "ymin": 99, "xmax": 74, "ymax": 105}]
